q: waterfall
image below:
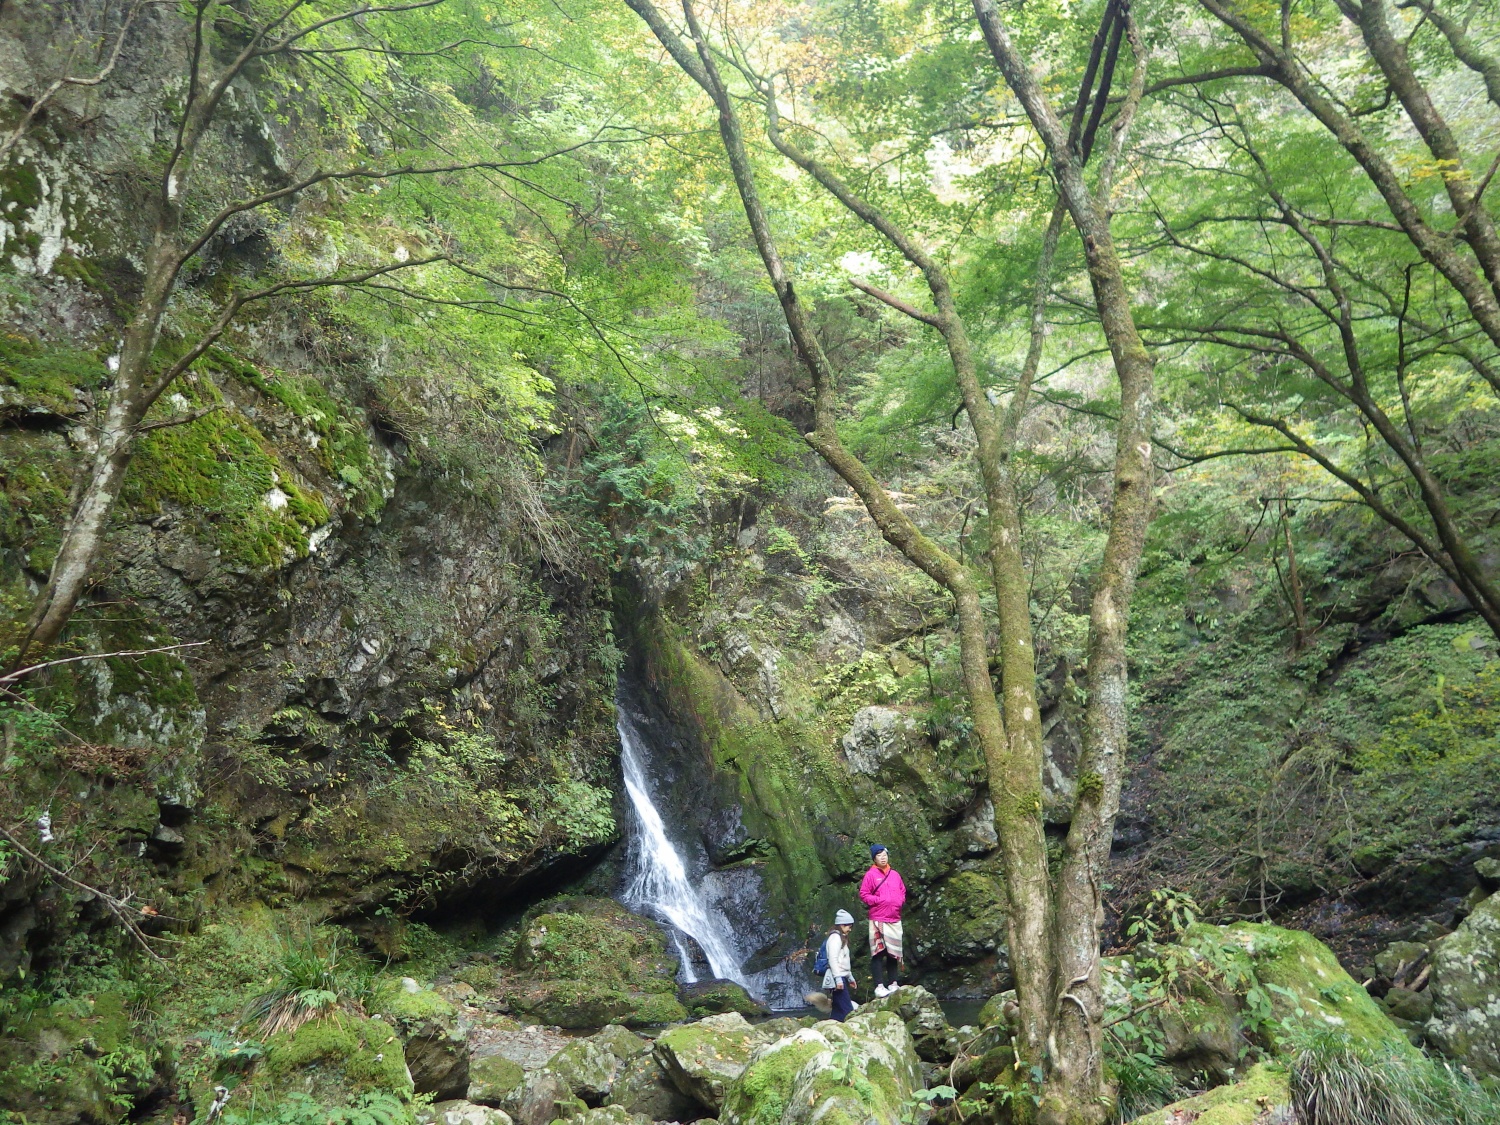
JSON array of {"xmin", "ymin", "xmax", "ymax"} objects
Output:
[{"xmin": 617, "ymin": 709, "xmax": 749, "ymax": 987}]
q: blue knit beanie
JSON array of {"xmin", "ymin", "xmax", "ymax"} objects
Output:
[{"xmin": 870, "ymin": 844, "xmax": 887, "ymax": 859}]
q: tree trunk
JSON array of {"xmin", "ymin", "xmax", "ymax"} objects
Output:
[
  {"xmin": 972, "ymin": 4, "xmax": 1158, "ymax": 1120},
  {"xmin": 22, "ymin": 252, "xmax": 174, "ymax": 654}
]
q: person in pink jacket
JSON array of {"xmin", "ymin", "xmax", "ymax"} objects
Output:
[{"xmin": 859, "ymin": 844, "xmax": 906, "ymax": 996}]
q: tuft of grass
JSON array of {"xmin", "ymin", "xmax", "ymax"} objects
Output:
[
  {"xmin": 241, "ymin": 929, "xmax": 372, "ymax": 1040},
  {"xmin": 1289, "ymin": 1028, "xmax": 1500, "ymax": 1125}
]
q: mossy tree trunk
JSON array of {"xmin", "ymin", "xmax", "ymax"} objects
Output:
[{"xmin": 972, "ymin": 3, "xmax": 1156, "ymax": 1120}]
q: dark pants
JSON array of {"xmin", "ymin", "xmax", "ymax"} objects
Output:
[
  {"xmin": 871, "ymin": 950, "xmax": 900, "ymax": 987},
  {"xmin": 830, "ymin": 983, "xmax": 854, "ymax": 1022}
]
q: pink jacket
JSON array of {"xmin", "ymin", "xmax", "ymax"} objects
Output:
[{"xmin": 859, "ymin": 864, "xmax": 906, "ymax": 923}]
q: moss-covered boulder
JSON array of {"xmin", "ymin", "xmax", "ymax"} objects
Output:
[
  {"xmin": 975, "ymin": 990, "xmax": 1017, "ymax": 1031},
  {"xmin": 653, "ymin": 1012, "xmax": 767, "ymax": 1113},
  {"xmin": 504, "ymin": 898, "xmax": 686, "ymax": 1028},
  {"xmin": 851, "ymin": 984, "xmax": 957, "ymax": 1063},
  {"xmin": 508, "ymin": 1067, "xmax": 588, "ymax": 1125},
  {"xmin": 260, "ymin": 1015, "xmax": 415, "ymax": 1102},
  {"xmin": 720, "ymin": 1010, "xmax": 921, "ymax": 1125},
  {"xmin": 606, "ymin": 1053, "xmax": 704, "ymax": 1122},
  {"xmin": 546, "ymin": 1038, "xmax": 621, "ymax": 1105},
  {"xmin": 469, "ymin": 1051, "xmax": 527, "ymax": 1107},
  {"xmin": 682, "ymin": 979, "xmax": 771, "ymax": 1018},
  {"xmin": 374, "ymin": 981, "xmax": 469, "ymax": 1099},
  {"xmin": 1126, "ymin": 1062, "xmax": 1289, "ymax": 1125},
  {"xmin": 590, "ymin": 1024, "xmax": 650, "ymax": 1063},
  {"xmin": 1426, "ymin": 890, "xmax": 1500, "ymax": 1075},
  {"xmin": 0, "ymin": 992, "xmax": 167, "ymax": 1125},
  {"xmin": 1214, "ymin": 923, "xmax": 1416, "ymax": 1059}
]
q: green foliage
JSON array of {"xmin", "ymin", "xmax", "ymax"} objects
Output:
[
  {"xmin": 242, "ymin": 929, "xmax": 374, "ymax": 1039},
  {"xmin": 221, "ymin": 1091, "xmax": 414, "ymax": 1125}
]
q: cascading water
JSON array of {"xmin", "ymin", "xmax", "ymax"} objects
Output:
[{"xmin": 618, "ymin": 709, "xmax": 749, "ymax": 988}]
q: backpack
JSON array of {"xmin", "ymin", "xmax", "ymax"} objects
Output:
[{"xmin": 812, "ymin": 933, "xmax": 837, "ymax": 977}]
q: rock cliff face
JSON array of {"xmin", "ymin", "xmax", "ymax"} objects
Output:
[{"xmin": 0, "ymin": 1, "xmax": 619, "ymax": 972}]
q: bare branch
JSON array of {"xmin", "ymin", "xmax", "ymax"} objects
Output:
[
  {"xmin": 0, "ymin": 642, "xmax": 208, "ymax": 687},
  {"xmin": 0, "ymin": 2, "xmax": 144, "ymax": 165},
  {"xmin": 847, "ymin": 278, "xmax": 942, "ymax": 328}
]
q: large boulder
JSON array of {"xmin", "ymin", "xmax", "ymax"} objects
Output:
[
  {"xmin": 468, "ymin": 1052, "xmax": 526, "ymax": 1108},
  {"xmin": 1125, "ymin": 1062, "xmax": 1289, "ymax": 1125},
  {"xmin": 1205, "ymin": 923, "xmax": 1417, "ymax": 1059},
  {"xmin": 1426, "ymin": 890, "xmax": 1500, "ymax": 1075},
  {"xmin": 720, "ymin": 1010, "xmax": 922, "ymax": 1125},
  {"xmin": 852, "ymin": 985, "xmax": 958, "ymax": 1063},
  {"xmin": 546, "ymin": 1038, "xmax": 621, "ymax": 1106},
  {"xmin": 508, "ymin": 1068, "xmax": 588, "ymax": 1125},
  {"xmin": 505, "ymin": 898, "xmax": 687, "ymax": 1028},
  {"xmin": 375, "ymin": 982, "xmax": 469, "ymax": 1100},
  {"xmin": 606, "ymin": 1053, "xmax": 704, "ymax": 1122},
  {"xmin": 590, "ymin": 1024, "xmax": 652, "ymax": 1063},
  {"xmin": 653, "ymin": 1012, "xmax": 767, "ymax": 1113}
]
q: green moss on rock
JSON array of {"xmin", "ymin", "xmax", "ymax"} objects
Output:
[
  {"xmin": 1216, "ymin": 922, "xmax": 1416, "ymax": 1058},
  {"xmin": 125, "ymin": 379, "xmax": 329, "ymax": 569},
  {"xmin": 1126, "ymin": 1062, "xmax": 1288, "ymax": 1125},
  {"xmin": 261, "ymin": 1014, "xmax": 414, "ymax": 1099}
]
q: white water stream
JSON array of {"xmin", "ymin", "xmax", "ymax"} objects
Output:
[{"xmin": 617, "ymin": 711, "xmax": 749, "ymax": 987}]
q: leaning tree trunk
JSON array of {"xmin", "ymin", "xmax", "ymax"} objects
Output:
[{"xmin": 22, "ymin": 243, "xmax": 176, "ymax": 654}]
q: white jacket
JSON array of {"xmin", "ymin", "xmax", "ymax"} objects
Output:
[{"xmin": 822, "ymin": 931, "xmax": 852, "ymax": 989}]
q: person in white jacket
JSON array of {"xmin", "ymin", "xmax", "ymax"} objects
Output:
[{"xmin": 824, "ymin": 908, "xmax": 857, "ymax": 1021}]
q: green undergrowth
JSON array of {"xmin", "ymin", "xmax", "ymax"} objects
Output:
[
  {"xmin": 1128, "ymin": 614, "xmax": 1500, "ymax": 908},
  {"xmin": 212, "ymin": 348, "xmax": 386, "ymax": 519},
  {"xmin": 124, "ymin": 371, "xmax": 329, "ymax": 569},
  {"xmin": 0, "ymin": 331, "xmax": 107, "ymax": 414}
]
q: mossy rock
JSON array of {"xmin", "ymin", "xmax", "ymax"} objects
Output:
[
  {"xmin": 469, "ymin": 1050, "xmax": 526, "ymax": 1107},
  {"xmin": 370, "ymin": 985, "xmax": 467, "ymax": 1100},
  {"xmin": 682, "ymin": 979, "xmax": 771, "ymax": 1018},
  {"xmin": 1213, "ymin": 922, "xmax": 1417, "ymax": 1059},
  {"xmin": 545, "ymin": 1038, "xmax": 620, "ymax": 1105},
  {"xmin": 1126, "ymin": 1062, "xmax": 1289, "ymax": 1124},
  {"xmin": 1427, "ymin": 889, "xmax": 1500, "ymax": 1075},
  {"xmin": 375, "ymin": 981, "xmax": 458, "ymax": 1027},
  {"xmin": 259, "ymin": 1015, "xmax": 415, "ymax": 1101},
  {"xmin": 976, "ymin": 990, "xmax": 1017, "ymax": 1030},
  {"xmin": 721, "ymin": 1011, "xmax": 920, "ymax": 1125},
  {"xmin": 0, "ymin": 992, "xmax": 164, "ymax": 1125},
  {"xmin": 507, "ymin": 981, "xmax": 686, "ymax": 1030},
  {"xmin": 853, "ymin": 985, "xmax": 956, "ymax": 1063},
  {"xmin": 720, "ymin": 1032, "xmax": 829, "ymax": 1125},
  {"xmin": 653, "ymin": 1012, "xmax": 765, "ymax": 1113},
  {"xmin": 589, "ymin": 1024, "xmax": 650, "ymax": 1062},
  {"xmin": 605, "ymin": 1053, "xmax": 701, "ymax": 1121}
]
